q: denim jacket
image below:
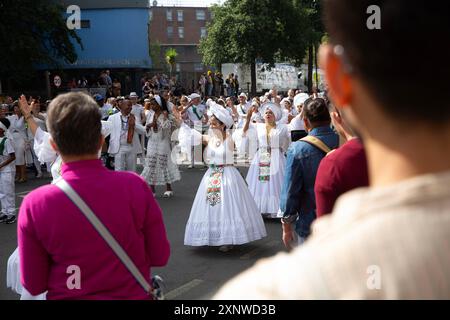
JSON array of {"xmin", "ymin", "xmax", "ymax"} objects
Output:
[{"xmin": 280, "ymin": 126, "xmax": 339, "ymax": 238}]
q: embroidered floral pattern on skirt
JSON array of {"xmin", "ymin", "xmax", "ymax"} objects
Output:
[
  {"xmin": 258, "ymin": 148, "xmax": 271, "ymax": 182},
  {"xmin": 207, "ymin": 166, "xmax": 224, "ymax": 206}
]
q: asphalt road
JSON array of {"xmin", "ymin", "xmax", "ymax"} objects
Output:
[{"xmin": 0, "ymin": 165, "xmax": 286, "ymax": 300}]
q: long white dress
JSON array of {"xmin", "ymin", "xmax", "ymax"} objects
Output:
[
  {"xmin": 245, "ymin": 123, "xmax": 291, "ymax": 218},
  {"xmin": 181, "ymin": 125, "xmax": 267, "ymax": 246},
  {"xmin": 140, "ymin": 113, "xmax": 181, "ymax": 185}
]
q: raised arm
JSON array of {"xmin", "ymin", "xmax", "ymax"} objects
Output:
[
  {"xmin": 19, "ymin": 95, "xmax": 39, "ymax": 136},
  {"xmin": 243, "ymin": 105, "xmax": 256, "ymax": 134}
]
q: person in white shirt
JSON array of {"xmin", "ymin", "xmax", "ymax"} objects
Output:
[
  {"xmin": 180, "ymin": 93, "xmax": 208, "ymax": 168},
  {"xmin": 215, "ymin": 1, "xmax": 450, "ymax": 299},
  {"xmin": 7, "ymin": 103, "xmax": 27, "ymax": 182},
  {"xmin": 26, "ymin": 99, "xmax": 46, "ymax": 178},
  {"xmin": 0, "ymin": 118, "xmax": 17, "ymax": 224},
  {"xmin": 107, "ymin": 99, "xmax": 146, "ymax": 172}
]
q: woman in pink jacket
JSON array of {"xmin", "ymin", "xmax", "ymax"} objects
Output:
[{"xmin": 17, "ymin": 92, "xmax": 170, "ymax": 300}]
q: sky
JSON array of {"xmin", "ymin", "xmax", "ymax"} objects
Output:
[{"xmin": 152, "ymin": 0, "xmax": 224, "ymax": 7}]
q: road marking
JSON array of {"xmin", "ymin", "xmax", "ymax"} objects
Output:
[
  {"xmin": 165, "ymin": 279, "xmax": 203, "ymax": 300},
  {"xmin": 239, "ymin": 240, "xmax": 280, "ymax": 260}
]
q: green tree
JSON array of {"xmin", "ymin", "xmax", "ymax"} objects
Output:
[
  {"xmin": 199, "ymin": 0, "xmax": 309, "ymax": 95},
  {"xmin": 294, "ymin": 0, "xmax": 325, "ymax": 92},
  {"xmin": 0, "ymin": 0, "xmax": 82, "ymax": 91},
  {"xmin": 165, "ymin": 48, "xmax": 178, "ymax": 77}
]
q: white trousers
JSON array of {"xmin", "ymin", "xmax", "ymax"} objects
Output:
[
  {"xmin": 0, "ymin": 171, "xmax": 15, "ymax": 216},
  {"xmin": 114, "ymin": 146, "xmax": 137, "ymax": 172}
]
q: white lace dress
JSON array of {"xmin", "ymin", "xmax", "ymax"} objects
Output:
[
  {"xmin": 245, "ymin": 123, "xmax": 291, "ymax": 218},
  {"xmin": 180, "ymin": 124, "xmax": 267, "ymax": 246},
  {"xmin": 140, "ymin": 114, "xmax": 181, "ymax": 185}
]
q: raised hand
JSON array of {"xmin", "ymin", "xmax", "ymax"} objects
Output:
[{"xmin": 18, "ymin": 95, "xmax": 32, "ymax": 117}]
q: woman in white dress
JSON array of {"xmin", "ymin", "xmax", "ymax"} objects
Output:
[
  {"xmin": 7, "ymin": 104, "xmax": 27, "ymax": 182},
  {"xmin": 244, "ymin": 102, "xmax": 291, "ymax": 218},
  {"xmin": 141, "ymin": 97, "xmax": 180, "ymax": 197},
  {"xmin": 178, "ymin": 102, "xmax": 267, "ymax": 252}
]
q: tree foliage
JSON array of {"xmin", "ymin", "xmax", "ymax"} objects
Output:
[
  {"xmin": 200, "ymin": 0, "xmax": 309, "ymax": 67},
  {"xmin": 0, "ymin": 0, "xmax": 82, "ymax": 84},
  {"xmin": 198, "ymin": 0, "xmax": 324, "ymax": 93}
]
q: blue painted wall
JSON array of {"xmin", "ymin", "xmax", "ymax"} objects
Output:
[{"xmin": 64, "ymin": 8, "xmax": 151, "ymax": 69}]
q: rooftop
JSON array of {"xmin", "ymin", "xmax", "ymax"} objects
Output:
[{"xmin": 60, "ymin": 0, "xmax": 150, "ymax": 9}]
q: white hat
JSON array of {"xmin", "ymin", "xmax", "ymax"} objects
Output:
[
  {"xmin": 239, "ymin": 92, "xmax": 247, "ymax": 99},
  {"xmin": 129, "ymin": 92, "xmax": 138, "ymax": 98},
  {"xmin": 209, "ymin": 102, "xmax": 234, "ymax": 128},
  {"xmin": 205, "ymin": 98, "xmax": 214, "ymax": 108},
  {"xmin": 281, "ymin": 98, "xmax": 292, "ymax": 107},
  {"xmin": 294, "ymin": 93, "xmax": 309, "ymax": 107},
  {"xmin": 189, "ymin": 93, "xmax": 201, "ymax": 100},
  {"xmin": 261, "ymin": 102, "xmax": 283, "ymax": 121}
]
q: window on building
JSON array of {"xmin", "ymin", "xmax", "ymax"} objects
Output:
[
  {"xmin": 200, "ymin": 27, "xmax": 207, "ymax": 38},
  {"xmin": 167, "ymin": 26, "xmax": 174, "ymax": 38},
  {"xmin": 149, "ymin": 9, "xmax": 153, "ymax": 21},
  {"xmin": 196, "ymin": 10, "xmax": 205, "ymax": 20},
  {"xmin": 210, "ymin": 10, "xmax": 214, "ymax": 20},
  {"xmin": 178, "ymin": 27, "xmax": 184, "ymax": 39},
  {"xmin": 166, "ymin": 9, "xmax": 172, "ymax": 21},
  {"xmin": 80, "ymin": 20, "xmax": 90, "ymax": 28},
  {"xmin": 176, "ymin": 63, "xmax": 181, "ymax": 73},
  {"xmin": 177, "ymin": 10, "xmax": 183, "ymax": 22},
  {"xmin": 194, "ymin": 63, "xmax": 204, "ymax": 72}
]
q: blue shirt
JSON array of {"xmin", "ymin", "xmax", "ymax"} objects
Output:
[{"xmin": 280, "ymin": 126, "xmax": 339, "ymax": 238}]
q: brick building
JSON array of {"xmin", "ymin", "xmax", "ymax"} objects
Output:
[{"xmin": 149, "ymin": 5, "xmax": 213, "ymax": 91}]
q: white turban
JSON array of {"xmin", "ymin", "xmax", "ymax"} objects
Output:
[
  {"xmin": 294, "ymin": 93, "xmax": 310, "ymax": 107},
  {"xmin": 209, "ymin": 102, "xmax": 234, "ymax": 128},
  {"xmin": 261, "ymin": 102, "xmax": 283, "ymax": 121}
]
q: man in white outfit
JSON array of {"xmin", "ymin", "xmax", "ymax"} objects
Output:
[{"xmin": 107, "ymin": 99, "xmax": 146, "ymax": 172}]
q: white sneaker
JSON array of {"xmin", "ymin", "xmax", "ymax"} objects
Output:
[{"xmin": 163, "ymin": 191, "xmax": 173, "ymax": 198}]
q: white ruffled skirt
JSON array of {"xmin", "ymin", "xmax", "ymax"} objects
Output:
[
  {"xmin": 184, "ymin": 166, "xmax": 267, "ymax": 246},
  {"xmin": 7, "ymin": 248, "xmax": 47, "ymax": 300},
  {"xmin": 141, "ymin": 137, "xmax": 181, "ymax": 186},
  {"xmin": 246, "ymin": 149, "xmax": 286, "ymax": 218}
]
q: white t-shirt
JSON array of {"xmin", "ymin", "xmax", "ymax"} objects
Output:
[
  {"xmin": 0, "ymin": 137, "xmax": 16, "ymax": 172},
  {"xmin": 186, "ymin": 104, "xmax": 206, "ymax": 126},
  {"xmin": 131, "ymin": 104, "xmax": 145, "ymax": 125}
]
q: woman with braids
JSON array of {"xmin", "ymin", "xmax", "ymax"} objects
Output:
[{"xmin": 140, "ymin": 96, "xmax": 180, "ymax": 197}]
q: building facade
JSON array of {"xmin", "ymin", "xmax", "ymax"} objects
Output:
[
  {"xmin": 148, "ymin": 5, "xmax": 212, "ymax": 90},
  {"xmin": 53, "ymin": 0, "xmax": 152, "ymax": 95}
]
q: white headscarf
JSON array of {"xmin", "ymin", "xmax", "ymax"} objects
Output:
[
  {"xmin": 261, "ymin": 102, "xmax": 283, "ymax": 122},
  {"xmin": 209, "ymin": 102, "xmax": 234, "ymax": 128}
]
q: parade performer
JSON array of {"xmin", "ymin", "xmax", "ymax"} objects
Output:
[
  {"xmin": 0, "ymin": 118, "xmax": 17, "ymax": 225},
  {"xmin": 107, "ymin": 99, "xmax": 145, "ymax": 172},
  {"xmin": 178, "ymin": 102, "xmax": 267, "ymax": 252},
  {"xmin": 244, "ymin": 103, "xmax": 290, "ymax": 218},
  {"xmin": 141, "ymin": 97, "xmax": 180, "ymax": 197}
]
